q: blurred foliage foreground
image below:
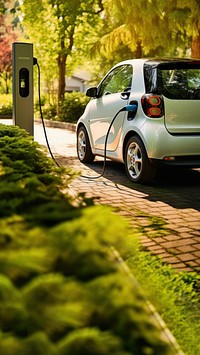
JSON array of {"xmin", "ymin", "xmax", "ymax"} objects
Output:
[{"xmin": 0, "ymin": 124, "xmax": 176, "ymax": 355}]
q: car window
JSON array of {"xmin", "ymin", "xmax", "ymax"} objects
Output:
[
  {"xmin": 98, "ymin": 65, "xmax": 133, "ymax": 97},
  {"xmin": 158, "ymin": 68, "xmax": 200, "ymax": 99}
]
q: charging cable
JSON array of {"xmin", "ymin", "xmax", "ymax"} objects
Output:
[
  {"xmin": 34, "ymin": 56, "xmax": 137, "ymax": 180},
  {"xmin": 81, "ymin": 104, "xmax": 137, "ymax": 179},
  {"xmin": 34, "ymin": 57, "xmax": 60, "ymax": 167}
]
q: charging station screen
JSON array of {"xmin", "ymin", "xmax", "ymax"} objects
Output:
[{"xmin": 19, "ymin": 68, "xmax": 29, "ymax": 97}]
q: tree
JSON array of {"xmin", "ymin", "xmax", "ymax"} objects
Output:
[
  {"xmin": 0, "ymin": 0, "xmax": 18, "ymax": 94},
  {"xmin": 0, "ymin": 33, "xmax": 13, "ymax": 93},
  {"xmin": 0, "ymin": 0, "xmax": 7, "ymax": 16},
  {"xmin": 175, "ymin": 0, "xmax": 200, "ymax": 58},
  {"xmin": 91, "ymin": 0, "xmax": 174, "ymax": 59},
  {"xmin": 21, "ymin": 0, "xmax": 104, "ymax": 107},
  {"xmin": 92, "ymin": 0, "xmax": 200, "ymax": 59}
]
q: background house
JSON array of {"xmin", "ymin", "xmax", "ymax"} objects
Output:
[{"xmin": 65, "ymin": 70, "xmax": 91, "ymax": 93}]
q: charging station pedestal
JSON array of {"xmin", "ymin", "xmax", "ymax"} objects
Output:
[{"xmin": 12, "ymin": 42, "xmax": 34, "ymax": 136}]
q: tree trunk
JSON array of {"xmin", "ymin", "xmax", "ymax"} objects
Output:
[
  {"xmin": 56, "ymin": 27, "xmax": 75, "ymax": 114},
  {"xmin": 135, "ymin": 40, "xmax": 142, "ymax": 58},
  {"xmin": 57, "ymin": 52, "xmax": 67, "ymax": 104},
  {"xmin": 191, "ymin": 34, "xmax": 200, "ymax": 59},
  {"xmin": 5, "ymin": 71, "xmax": 9, "ymax": 94}
]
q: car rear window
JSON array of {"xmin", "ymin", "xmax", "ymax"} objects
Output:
[
  {"xmin": 144, "ymin": 61, "xmax": 200, "ymax": 100},
  {"xmin": 158, "ymin": 67, "xmax": 200, "ymax": 99}
]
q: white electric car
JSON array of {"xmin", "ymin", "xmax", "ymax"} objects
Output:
[{"xmin": 76, "ymin": 58, "xmax": 200, "ymax": 183}]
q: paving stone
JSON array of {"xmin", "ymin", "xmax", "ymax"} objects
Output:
[
  {"xmin": 187, "ymin": 261, "xmax": 199, "ymax": 267},
  {"xmin": 161, "ymin": 256, "xmax": 181, "ymax": 263},
  {"xmin": 177, "ymin": 245, "xmax": 197, "ymax": 253},
  {"xmin": 178, "ymin": 253, "xmax": 197, "ymax": 261},
  {"xmin": 193, "ymin": 250, "xmax": 200, "ymax": 258},
  {"xmin": 164, "ymin": 235, "xmax": 181, "ymax": 241},
  {"xmin": 33, "ymin": 122, "xmax": 200, "ymax": 275}
]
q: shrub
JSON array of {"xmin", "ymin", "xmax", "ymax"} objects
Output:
[
  {"xmin": 0, "ymin": 124, "xmax": 175, "ymax": 355},
  {"xmin": 34, "ymin": 94, "xmax": 57, "ymax": 121},
  {"xmin": 34, "ymin": 92, "xmax": 89, "ymax": 122},
  {"xmin": 0, "ymin": 94, "xmax": 12, "ymax": 116},
  {"xmin": 0, "ymin": 92, "xmax": 89, "ymax": 122},
  {"xmin": 40, "ymin": 103, "xmax": 57, "ymax": 120},
  {"xmin": 0, "ymin": 124, "xmax": 78, "ymax": 224},
  {"xmin": 59, "ymin": 92, "xmax": 90, "ymax": 123},
  {"xmin": 0, "ymin": 208, "xmax": 173, "ymax": 355}
]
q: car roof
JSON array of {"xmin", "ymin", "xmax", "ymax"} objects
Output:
[
  {"xmin": 114, "ymin": 58, "xmax": 200, "ymax": 68},
  {"xmin": 145, "ymin": 58, "xmax": 200, "ymax": 69}
]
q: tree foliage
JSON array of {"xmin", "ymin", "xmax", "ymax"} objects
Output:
[
  {"xmin": 0, "ymin": 0, "xmax": 18, "ymax": 94},
  {"xmin": 93, "ymin": 0, "xmax": 200, "ymax": 59},
  {"xmin": 2, "ymin": 0, "xmax": 198, "ymax": 104},
  {"xmin": 21, "ymin": 0, "xmax": 104, "ymax": 106},
  {"xmin": 0, "ymin": 0, "xmax": 7, "ymax": 15}
]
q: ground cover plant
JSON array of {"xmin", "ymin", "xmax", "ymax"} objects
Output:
[
  {"xmin": 127, "ymin": 252, "xmax": 200, "ymax": 355},
  {"xmin": 0, "ymin": 123, "xmax": 199, "ymax": 354},
  {"xmin": 0, "ymin": 123, "xmax": 175, "ymax": 355}
]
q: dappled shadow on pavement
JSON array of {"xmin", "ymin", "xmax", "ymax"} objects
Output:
[
  {"xmin": 65, "ymin": 157, "xmax": 200, "ymax": 212},
  {"xmin": 55, "ymin": 154, "xmax": 200, "ymax": 274}
]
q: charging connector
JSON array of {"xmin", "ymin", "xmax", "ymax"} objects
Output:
[{"xmin": 33, "ymin": 57, "xmax": 37, "ymax": 66}]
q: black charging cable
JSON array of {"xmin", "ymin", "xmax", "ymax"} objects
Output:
[
  {"xmin": 34, "ymin": 57, "xmax": 60, "ymax": 167},
  {"xmin": 34, "ymin": 57, "xmax": 137, "ymax": 180},
  {"xmin": 81, "ymin": 105, "xmax": 136, "ymax": 179}
]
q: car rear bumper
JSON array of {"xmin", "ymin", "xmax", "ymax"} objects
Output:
[
  {"xmin": 141, "ymin": 120, "xmax": 200, "ymax": 160},
  {"xmin": 150, "ymin": 155, "xmax": 200, "ymax": 168}
]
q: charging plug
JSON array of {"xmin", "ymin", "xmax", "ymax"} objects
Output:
[
  {"xmin": 123, "ymin": 104, "xmax": 138, "ymax": 112},
  {"xmin": 125, "ymin": 102, "xmax": 138, "ymax": 120}
]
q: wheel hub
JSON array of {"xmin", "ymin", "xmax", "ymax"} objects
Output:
[
  {"xmin": 127, "ymin": 142, "xmax": 142, "ymax": 178},
  {"xmin": 78, "ymin": 131, "xmax": 86, "ymax": 159},
  {"xmin": 130, "ymin": 155, "xmax": 135, "ymax": 164}
]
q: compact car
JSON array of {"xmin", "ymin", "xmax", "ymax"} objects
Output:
[{"xmin": 76, "ymin": 58, "xmax": 200, "ymax": 183}]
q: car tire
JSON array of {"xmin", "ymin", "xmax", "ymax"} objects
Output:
[
  {"xmin": 125, "ymin": 136, "xmax": 156, "ymax": 183},
  {"xmin": 77, "ymin": 126, "xmax": 95, "ymax": 163}
]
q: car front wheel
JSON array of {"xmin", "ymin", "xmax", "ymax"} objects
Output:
[
  {"xmin": 77, "ymin": 126, "xmax": 95, "ymax": 163},
  {"xmin": 125, "ymin": 136, "xmax": 156, "ymax": 183}
]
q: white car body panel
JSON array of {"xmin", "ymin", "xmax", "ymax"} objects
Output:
[
  {"xmin": 87, "ymin": 93, "xmax": 128, "ymax": 151},
  {"xmin": 164, "ymin": 98, "xmax": 200, "ymax": 134}
]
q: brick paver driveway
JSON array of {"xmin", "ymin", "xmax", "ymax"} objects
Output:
[{"xmin": 35, "ymin": 121, "xmax": 200, "ymax": 274}]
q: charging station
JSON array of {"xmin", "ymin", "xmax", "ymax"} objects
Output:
[{"xmin": 12, "ymin": 42, "xmax": 34, "ymax": 136}]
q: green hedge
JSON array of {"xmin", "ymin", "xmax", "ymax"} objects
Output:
[
  {"xmin": 0, "ymin": 94, "xmax": 12, "ymax": 116},
  {"xmin": 0, "ymin": 93, "xmax": 89, "ymax": 122},
  {"xmin": 59, "ymin": 92, "xmax": 90, "ymax": 123},
  {"xmin": 0, "ymin": 123, "xmax": 174, "ymax": 355},
  {"xmin": 35, "ymin": 92, "xmax": 90, "ymax": 122}
]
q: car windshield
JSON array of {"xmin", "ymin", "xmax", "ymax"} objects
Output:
[{"xmin": 144, "ymin": 62, "xmax": 200, "ymax": 100}]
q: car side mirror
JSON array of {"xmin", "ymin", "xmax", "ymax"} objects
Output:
[{"xmin": 86, "ymin": 87, "xmax": 98, "ymax": 98}]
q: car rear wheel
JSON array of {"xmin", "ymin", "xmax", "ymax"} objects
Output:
[
  {"xmin": 125, "ymin": 136, "xmax": 156, "ymax": 183},
  {"xmin": 77, "ymin": 126, "xmax": 95, "ymax": 163}
]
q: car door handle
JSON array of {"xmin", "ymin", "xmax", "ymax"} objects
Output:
[{"xmin": 121, "ymin": 91, "xmax": 131, "ymax": 100}]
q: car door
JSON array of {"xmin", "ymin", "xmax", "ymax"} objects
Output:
[{"xmin": 88, "ymin": 64, "xmax": 133, "ymax": 151}]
